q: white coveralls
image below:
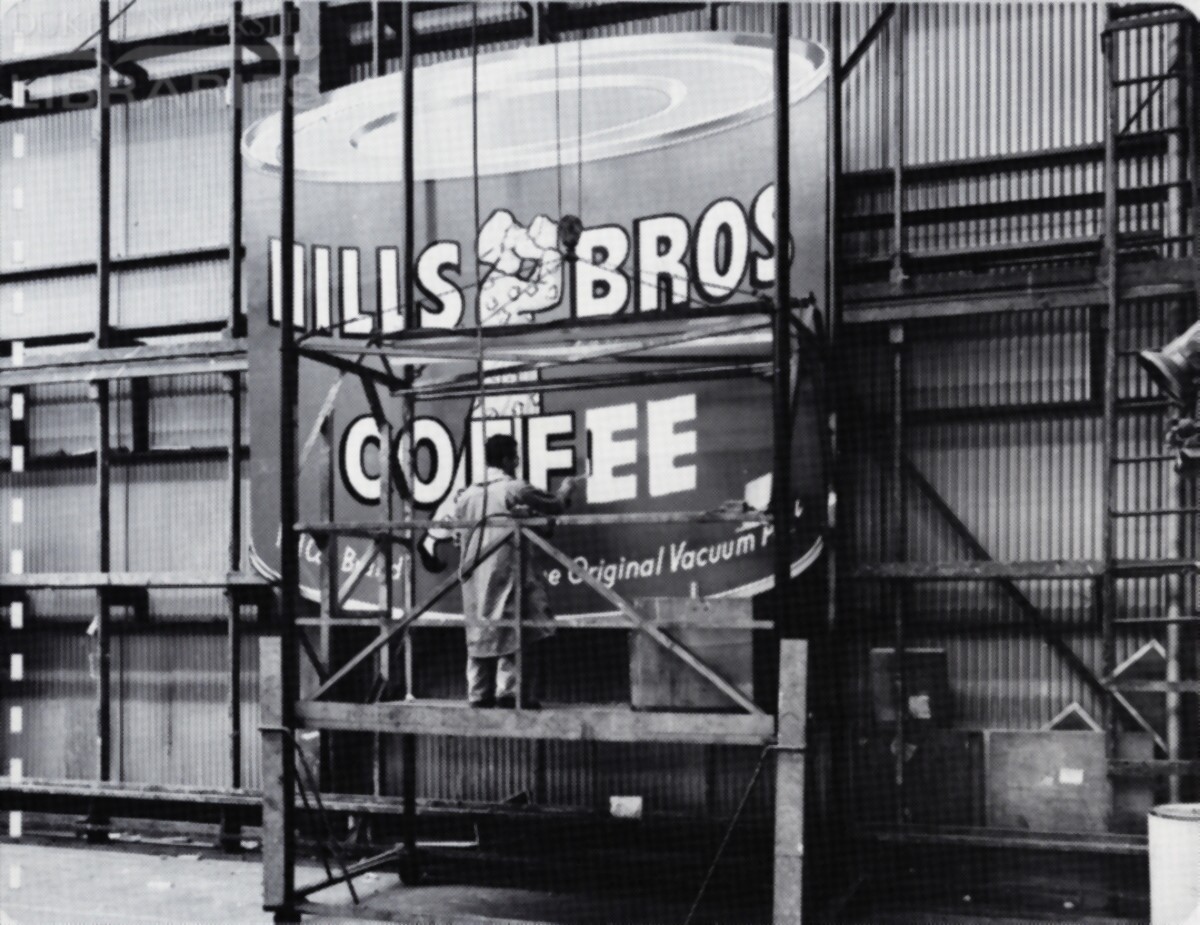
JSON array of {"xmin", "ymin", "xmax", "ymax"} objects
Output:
[{"xmin": 454, "ymin": 467, "xmax": 570, "ymax": 705}]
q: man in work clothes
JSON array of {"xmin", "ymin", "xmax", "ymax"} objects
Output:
[{"xmin": 455, "ymin": 433, "xmax": 583, "ymax": 708}]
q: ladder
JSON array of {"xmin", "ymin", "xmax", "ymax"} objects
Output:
[{"xmin": 1101, "ymin": 4, "xmax": 1200, "ymax": 803}]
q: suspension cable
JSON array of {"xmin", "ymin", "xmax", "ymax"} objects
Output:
[
  {"xmin": 576, "ymin": 37, "xmax": 583, "ymax": 218},
  {"xmin": 555, "ymin": 42, "xmax": 563, "ymax": 220},
  {"xmin": 471, "ymin": 6, "xmax": 486, "ymax": 412}
]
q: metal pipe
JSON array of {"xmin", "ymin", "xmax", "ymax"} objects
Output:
[
  {"xmin": 1165, "ymin": 308, "xmax": 1184, "ymax": 804},
  {"xmin": 826, "ymin": 0, "xmax": 843, "ymax": 625},
  {"xmin": 1168, "ymin": 14, "xmax": 1200, "ymax": 805},
  {"xmin": 515, "ymin": 531, "xmax": 524, "ymax": 708},
  {"xmin": 223, "ymin": 371, "xmax": 244, "ymax": 850},
  {"xmin": 223, "ymin": 2, "xmax": 246, "ymax": 848},
  {"xmin": 371, "ymin": 0, "xmax": 384, "ymax": 78},
  {"xmin": 772, "ymin": 2, "xmax": 794, "ymax": 638},
  {"xmin": 97, "ymin": 3, "xmax": 111, "ymax": 347},
  {"xmin": 270, "ymin": 0, "xmax": 300, "ymax": 912},
  {"xmin": 1100, "ymin": 23, "xmax": 1120, "ymax": 766},
  {"xmin": 889, "ymin": 324, "xmax": 906, "ymax": 824},
  {"xmin": 889, "ymin": 5, "xmax": 905, "ymax": 285},
  {"xmin": 91, "ymin": 4, "xmax": 114, "ymax": 843},
  {"xmin": 229, "ymin": 1, "xmax": 244, "ymax": 337},
  {"xmin": 399, "ymin": 4, "xmax": 420, "ymax": 878}
]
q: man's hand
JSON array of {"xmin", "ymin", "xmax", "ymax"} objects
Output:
[{"xmin": 558, "ymin": 475, "xmax": 586, "ymax": 504}]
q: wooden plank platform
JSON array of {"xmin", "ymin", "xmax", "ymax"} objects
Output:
[{"xmin": 297, "ymin": 700, "xmax": 775, "ymax": 746}]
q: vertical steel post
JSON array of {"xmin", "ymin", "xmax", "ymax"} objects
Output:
[
  {"xmin": 532, "ymin": 2, "xmax": 551, "ymax": 44},
  {"xmin": 96, "ymin": 2, "xmax": 111, "ymax": 351},
  {"xmin": 263, "ymin": 2, "xmax": 299, "ymax": 917},
  {"xmin": 399, "ymin": 2, "xmax": 420, "ymax": 882},
  {"xmin": 1100, "ymin": 24, "xmax": 1120, "ymax": 771},
  {"xmin": 889, "ymin": 5, "xmax": 905, "ymax": 286},
  {"xmin": 823, "ymin": 0, "xmax": 847, "ymax": 862},
  {"xmin": 824, "ymin": 2, "xmax": 842, "ymax": 647},
  {"xmin": 88, "ymin": 0, "xmax": 114, "ymax": 844},
  {"xmin": 771, "ymin": 7, "xmax": 804, "ymax": 921},
  {"xmin": 371, "ymin": 0, "xmax": 384, "ymax": 77},
  {"xmin": 1163, "ymin": 16, "xmax": 1200, "ymax": 806},
  {"xmin": 1191, "ymin": 19, "xmax": 1200, "ymax": 285},
  {"xmin": 229, "ymin": 1, "xmax": 244, "ymax": 337},
  {"xmin": 514, "ymin": 529, "xmax": 524, "ymax": 709},
  {"xmin": 1165, "ymin": 304, "xmax": 1185, "ymax": 804},
  {"xmin": 222, "ymin": 372, "xmax": 245, "ymax": 850},
  {"xmin": 888, "ymin": 323, "xmax": 906, "ymax": 824},
  {"xmin": 772, "ymin": 2, "xmax": 794, "ymax": 637},
  {"xmin": 773, "ymin": 640, "xmax": 808, "ymax": 925},
  {"xmin": 220, "ymin": 0, "xmax": 246, "ymax": 853}
]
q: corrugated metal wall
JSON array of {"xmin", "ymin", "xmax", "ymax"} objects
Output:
[
  {"xmin": 1, "ymin": 3, "xmax": 1192, "ymax": 820},
  {"xmin": 842, "ymin": 292, "xmax": 1196, "ymax": 731}
]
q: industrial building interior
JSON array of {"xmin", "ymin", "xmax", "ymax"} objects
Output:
[{"xmin": 0, "ymin": 2, "xmax": 1198, "ymax": 923}]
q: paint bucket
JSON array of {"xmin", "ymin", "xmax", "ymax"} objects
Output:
[{"xmin": 1149, "ymin": 803, "xmax": 1200, "ymax": 924}]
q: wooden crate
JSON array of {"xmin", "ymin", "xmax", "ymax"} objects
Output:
[
  {"xmin": 629, "ymin": 597, "xmax": 753, "ymax": 711},
  {"xmin": 984, "ymin": 730, "xmax": 1155, "ymax": 834}
]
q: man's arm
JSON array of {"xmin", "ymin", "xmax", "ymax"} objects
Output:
[{"xmin": 508, "ymin": 476, "xmax": 583, "ymax": 516}]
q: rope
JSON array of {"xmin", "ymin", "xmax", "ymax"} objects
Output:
[
  {"xmin": 466, "ymin": 3, "xmax": 497, "ymax": 601},
  {"xmin": 555, "ymin": 42, "xmax": 563, "ymax": 220},
  {"xmin": 681, "ymin": 744, "xmax": 771, "ymax": 925},
  {"xmin": 576, "ymin": 37, "xmax": 584, "ymax": 218},
  {"xmin": 471, "ymin": 6, "xmax": 486, "ymax": 412}
]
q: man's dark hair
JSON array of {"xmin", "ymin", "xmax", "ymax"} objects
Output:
[{"xmin": 484, "ymin": 434, "xmax": 518, "ymax": 469}]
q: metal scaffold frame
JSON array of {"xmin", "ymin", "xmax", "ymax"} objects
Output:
[
  {"xmin": 0, "ymin": 0, "xmax": 270, "ymax": 852},
  {"xmin": 259, "ymin": 3, "xmax": 822, "ymax": 922},
  {"xmin": 843, "ymin": 1, "xmax": 1200, "ymax": 890}
]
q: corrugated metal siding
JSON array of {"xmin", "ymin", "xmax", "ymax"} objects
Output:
[
  {"xmin": 0, "ymin": 631, "xmax": 98, "ymax": 780},
  {"xmin": 0, "ymin": 4, "xmax": 1158, "ymax": 337},
  {"xmin": 842, "ymin": 289, "xmax": 1194, "ymax": 731},
  {"xmin": 0, "ymin": 2, "xmax": 1192, "ymax": 827},
  {"xmin": 0, "ymin": 627, "xmax": 260, "ymax": 789},
  {"xmin": 114, "ymin": 629, "xmax": 260, "ymax": 788}
]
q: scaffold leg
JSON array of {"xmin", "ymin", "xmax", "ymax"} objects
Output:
[
  {"xmin": 773, "ymin": 640, "xmax": 807, "ymax": 925},
  {"xmin": 261, "ymin": 636, "xmax": 297, "ymax": 918}
]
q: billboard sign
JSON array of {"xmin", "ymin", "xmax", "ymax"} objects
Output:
[{"xmin": 245, "ymin": 33, "xmax": 829, "ymax": 617}]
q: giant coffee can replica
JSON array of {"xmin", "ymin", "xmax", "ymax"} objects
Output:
[{"xmin": 245, "ymin": 33, "xmax": 829, "ymax": 618}]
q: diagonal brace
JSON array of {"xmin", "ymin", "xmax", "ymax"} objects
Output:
[
  {"xmin": 309, "ymin": 532, "xmax": 510, "ymax": 701},
  {"xmin": 524, "ymin": 529, "xmax": 764, "ymax": 716},
  {"xmin": 883, "ymin": 432, "xmax": 1166, "ymax": 751}
]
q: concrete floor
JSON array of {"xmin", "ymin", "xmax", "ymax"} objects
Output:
[
  {"xmin": 0, "ymin": 839, "xmax": 1148, "ymax": 924},
  {"xmin": 0, "ymin": 841, "xmax": 277, "ymax": 924},
  {"xmin": 0, "ymin": 840, "xmax": 714, "ymax": 925}
]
